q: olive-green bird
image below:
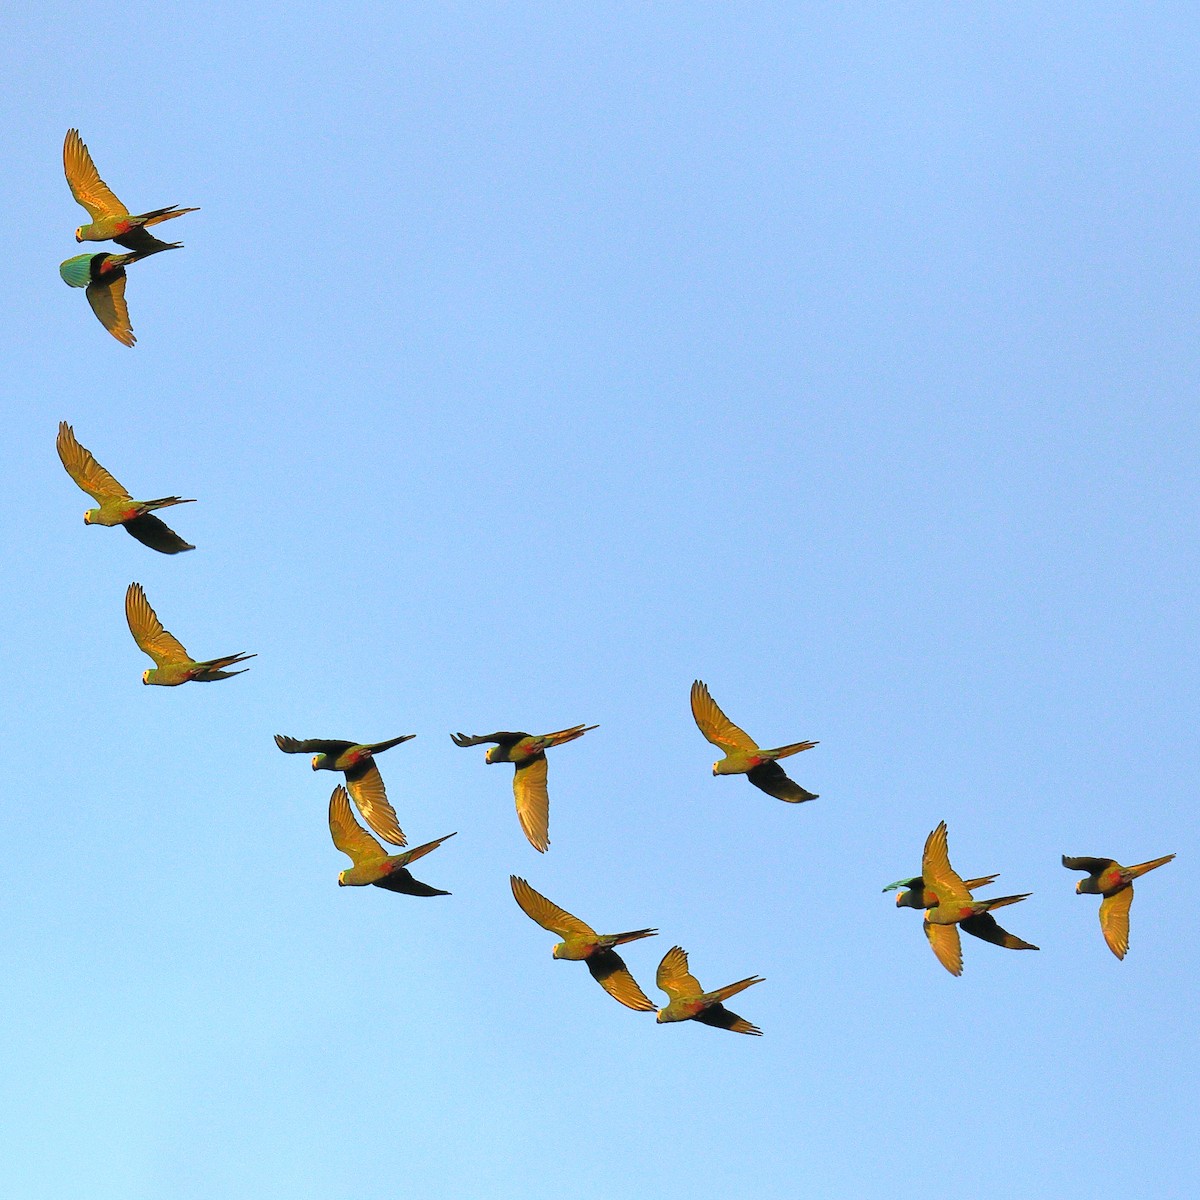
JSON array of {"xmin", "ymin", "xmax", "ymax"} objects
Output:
[
  {"xmin": 125, "ymin": 582, "xmax": 254, "ymax": 686},
  {"xmin": 59, "ymin": 250, "xmax": 164, "ymax": 347},
  {"xmin": 654, "ymin": 945, "xmax": 764, "ymax": 1035},
  {"xmin": 64, "ymin": 128, "xmax": 197, "ymax": 254},
  {"xmin": 450, "ymin": 725, "xmax": 598, "ymax": 853},
  {"xmin": 884, "ymin": 871, "xmax": 1038, "ymax": 964},
  {"xmin": 690, "ymin": 680, "xmax": 818, "ymax": 802},
  {"xmin": 1062, "ymin": 852, "xmax": 1175, "ymax": 960},
  {"xmin": 918, "ymin": 821, "xmax": 1038, "ymax": 976},
  {"xmin": 275, "ymin": 733, "xmax": 414, "ymax": 847},
  {"xmin": 509, "ymin": 875, "xmax": 657, "ymax": 1012},
  {"xmin": 329, "ymin": 786, "xmax": 454, "ymax": 895},
  {"xmin": 56, "ymin": 422, "xmax": 194, "ymax": 553}
]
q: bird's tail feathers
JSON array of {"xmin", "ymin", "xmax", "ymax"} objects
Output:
[
  {"xmin": 366, "ymin": 733, "xmax": 417, "ymax": 755},
  {"xmin": 140, "ymin": 205, "xmax": 200, "ymax": 228},
  {"xmin": 978, "ymin": 892, "xmax": 1031, "ymax": 913},
  {"xmin": 964, "ymin": 873, "xmax": 1000, "ymax": 892},
  {"xmin": 544, "ymin": 723, "xmax": 599, "ymax": 748},
  {"xmin": 143, "ymin": 496, "xmax": 197, "ymax": 512},
  {"xmin": 609, "ymin": 927, "xmax": 658, "ymax": 947},
  {"xmin": 395, "ymin": 832, "xmax": 457, "ymax": 867},
  {"xmin": 703, "ymin": 975, "xmax": 766, "ymax": 1005},
  {"xmin": 765, "ymin": 739, "xmax": 819, "ymax": 761},
  {"xmin": 1127, "ymin": 853, "xmax": 1176, "ymax": 880}
]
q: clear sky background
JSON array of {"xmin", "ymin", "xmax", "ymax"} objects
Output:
[{"xmin": 2, "ymin": 4, "xmax": 1197, "ymax": 1197}]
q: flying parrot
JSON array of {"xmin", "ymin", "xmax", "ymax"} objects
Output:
[
  {"xmin": 654, "ymin": 944, "xmax": 764, "ymax": 1035},
  {"xmin": 917, "ymin": 821, "xmax": 1038, "ymax": 976},
  {"xmin": 63, "ymin": 128, "xmax": 197, "ymax": 253},
  {"xmin": 56, "ymin": 422, "xmax": 194, "ymax": 553},
  {"xmin": 329, "ymin": 786, "xmax": 454, "ymax": 895},
  {"xmin": 1062, "ymin": 852, "xmax": 1175, "ymax": 960},
  {"xmin": 125, "ymin": 582, "xmax": 254, "ymax": 685},
  {"xmin": 449, "ymin": 724, "xmax": 598, "ymax": 853},
  {"xmin": 59, "ymin": 250, "xmax": 164, "ymax": 347},
  {"xmin": 509, "ymin": 875, "xmax": 657, "ymax": 1012},
  {"xmin": 275, "ymin": 733, "xmax": 414, "ymax": 847}
]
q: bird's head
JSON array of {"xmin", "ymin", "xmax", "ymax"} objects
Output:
[
  {"xmin": 551, "ymin": 943, "xmax": 565, "ymax": 960},
  {"xmin": 141, "ymin": 670, "xmax": 151, "ymax": 685},
  {"xmin": 1075, "ymin": 880, "xmax": 1083, "ymax": 895},
  {"xmin": 655, "ymin": 1009, "xmax": 666, "ymax": 1024},
  {"xmin": 74, "ymin": 226, "xmax": 86, "ymax": 243},
  {"xmin": 711, "ymin": 762, "xmax": 719, "ymax": 776},
  {"xmin": 83, "ymin": 509, "xmax": 95, "ymax": 525},
  {"xmin": 311, "ymin": 754, "xmax": 325, "ymax": 772},
  {"xmin": 338, "ymin": 872, "xmax": 348, "ymax": 887},
  {"xmin": 484, "ymin": 748, "xmax": 499, "ymax": 764}
]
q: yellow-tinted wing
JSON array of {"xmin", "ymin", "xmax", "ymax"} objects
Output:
[
  {"xmin": 63, "ymin": 129, "xmax": 128, "ymax": 219},
  {"xmin": 513, "ymin": 754, "xmax": 550, "ymax": 853},
  {"xmin": 509, "ymin": 876, "xmax": 595, "ymax": 938},
  {"xmin": 690, "ymin": 680, "xmax": 758, "ymax": 751},
  {"xmin": 345, "ymin": 762, "xmax": 406, "ymax": 847},
  {"xmin": 924, "ymin": 919, "xmax": 964, "ymax": 976},
  {"xmin": 1099, "ymin": 885, "xmax": 1134, "ymax": 960},
  {"xmin": 55, "ymin": 422, "xmax": 131, "ymax": 502},
  {"xmin": 656, "ymin": 944, "xmax": 704, "ymax": 1000},
  {"xmin": 921, "ymin": 821, "xmax": 971, "ymax": 908},
  {"xmin": 124, "ymin": 582, "xmax": 191, "ymax": 666},
  {"xmin": 328, "ymin": 785, "xmax": 387, "ymax": 867},
  {"xmin": 587, "ymin": 949, "xmax": 655, "ymax": 1012},
  {"xmin": 86, "ymin": 276, "xmax": 135, "ymax": 347}
]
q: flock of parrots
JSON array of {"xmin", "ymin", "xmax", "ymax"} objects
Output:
[{"xmin": 56, "ymin": 129, "xmax": 1176, "ymax": 1035}]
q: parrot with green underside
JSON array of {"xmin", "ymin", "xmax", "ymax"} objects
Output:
[
  {"xmin": 690, "ymin": 680, "xmax": 818, "ymax": 802},
  {"xmin": 917, "ymin": 821, "xmax": 1038, "ymax": 976},
  {"xmin": 654, "ymin": 945, "xmax": 764, "ymax": 1035},
  {"xmin": 125, "ymin": 582, "xmax": 254, "ymax": 686},
  {"xmin": 275, "ymin": 733, "xmax": 414, "ymax": 847},
  {"xmin": 329, "ymin": 786, "xmax": 454, "ymax": 895},
  {"xmin": 1062, "ymin": 852, "xmax": 1175, "ymax": 960},
  {"xmin": 450, "ymin": 724, "xmax": 598, "ymax": 853},
  {"xmin": 509, "ymin": 875, "xmax": 657, "ymax": 1012},
  {"xmin": 64, "ymin": 128, "xmax": 197, "ymax": 254},
  {"xmin": 56, "ymin": 422, "xmax": 194, "ymax": 553},
  {"xmin": 59, "ymin": 250, "xmax": 164, "ymax": 347}
]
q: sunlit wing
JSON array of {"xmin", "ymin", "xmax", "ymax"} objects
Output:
[
  {"xmin": 690, "ymin": 680, "xmax": 758, "ymax": 751},
  {"xmin": 513, "ymin": 754, "xmax": 550, "ymax": 852},
  {"xmin": 63, "ymin": 129, "xmax": 128, "ymax": 219},
  {"xmin": 86, "ymin": 276, "xmax": 135, "ymax": 347},
  {"xmin": 923, "ymin": 919, "xmax": 963, "ymax": 976},
  {"xmin": 345, "ymin": 761, "xmax": 406, "ymax": 847},
  {"xmin": 509, "ymin": 875, "xmax": 595, "ymax": 937},
  {"xmin": 656, "ymin": 945, "xmax": 703, "ymax": 1000},
  {"xmin": 55, "ymin": 422, "xmax": 130, "ymax": 502},
  {"xmin": 328, "ymin": 785, "xmax": 386, "ymax": 866},
  {"xmin": 586, "ymin": 949, "xmax": 655, "ymax": 1012},
  {"xmin": 1099, "ymin": 885, "xmax": 1134, "ymax": 960},
  {"xmin": 921, "ymin": 821, "xmax": 970, "ymax": 907},
  {"xmin": 124, "ymin": 582, "xmax": 191, "ymax": 666}
]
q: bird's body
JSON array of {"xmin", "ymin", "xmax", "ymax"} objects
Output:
[
  {"xmin": 690, "ymin": 680, "xmax": 818, "ymax": 802},
  {"xmin": 275, "ymin": 733, "xmax": 414, "ymax": 847},
  {"xmin": 884, "ymin": 873, "xmax": 999, "ymax": 911},
  {"xmin": 329, "ymin": 786, "xmax": 453, "ymax": 895},
  {"xmin": 64, "ymin": 129, "xmax": 197, "ymax": 254},
  {"xmin": 450, "ymin": 724, "xmax": 597, "ymax": 852},
  {"xmin": 1062, "ymin": 853, "xmax": 1175, "ymax": 959},
  {"xmin": 125, "ymin": 582, "xmax": 253, "ymax": 685},
  {"xmin": 654, "ymin": 944, "xmax": 763, "ymax": 1034},
  {"xmin": 56, "ymin": 422, "xmax": 194, "ymax": 553},
  {"xmin": 59, "ymin": 250, "xmax": 162, "ymax": 347},
  {"xmin": 915, "ymin": 821, "xmax": 1038, "ymax": 975},
  {"xmin": 510, "ymin": 876, "xmax": 656, "ymax": 1011}
]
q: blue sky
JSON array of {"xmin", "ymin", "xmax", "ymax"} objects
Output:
[{"xmin": 2, "ymin": 4, "xmax": 1197, "ymax": 1197}]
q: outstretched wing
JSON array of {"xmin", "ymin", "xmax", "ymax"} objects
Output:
[
  {"xmin": 124, "ymin": 582, "xmax": 191, "ymax": 666},
  {"xmin": 921, "ymin": 821, "xmax": 970, "ymax": 908},
  {"xmin": 512, "ymin": 754, "xmax": 550, "ymax": 853},
  {"xmin": 656, "ymin": 945, "xmax": 703, "ymax": 1000},
  {"xmin": 86, "ymin": 276, "xmax": 135, "ymax": 347},
  {"xmin": 923, "ymin": 919, "xmax": 963, "ymax": 976},
  {"xmin": 694, "ymin": 1003, "xmax": 762, "ymax": 1035},
  {"xmin": 509, "ymin": 875, "xmax": 595, "ymax": 938},
  {"xmin": 55, "ymin": 421, "xmax": 130, "ymax": 502},
  {"xmin": 960, "ymin": 911, "xmax": 1038, "ymax": 951},
  {"xmin": 1099, "ymin": 885, "xmax": 1134, "ymax": 960},
  {"xmin": 586, "ymin": 949, "xmax": 655, "ymax": 1012},
  {"xmin": 63, "ymin": 129, "xmax": 128, "ymax": 219},
  {"xmin": 1062, "ymin": 855, "xmax": 1115, "ymax": 875},
  {"xmin": 327, "ymin": 785, "xmax": 386, "ymax": 867},
  {"xmin": 450, "ymin": 731, "xmax": 508, "ymax": 748},
  {"xmin": 690, "ymin": 680, "xmax": 758, "ymax": 751},
  {"xmin": 115, "ymin": 227, "xmax": 180, "ymax": 255},
  {"xmin": 123, "ymin": 513, "xmax": 194, "ymax": 554},
  {"xmin": 273, "ymin": 735, "xmax": 354, "ymax": 756},
  {"xmin": 746, "ymin": 760, "xmax": 818, "ymax": 803},
  {"xmin": 345, "ymin": 760, "xmax": 406, "ymax": 847}
]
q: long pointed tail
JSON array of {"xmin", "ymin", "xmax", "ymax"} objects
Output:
[
  {"xmin": 204, "ymin": 651, "xmax": 257, "ymax": 672},
  {"xmin": 1127, "ymin": 853, "xmax": 1175, "ymax": 880},
  {"xmin": 143, "ymin": 496, "xmax": 197, "ymax": 512},
  {"xmin": 365, "ymin": 733, "xmax": 417, "ymax": 755},
  {"xmin": 544, "ymin": 723, "xmax": 599, "ymax": 748},
  {"xmin": 704, "ymin": 975, "xmax": 766, "ymax": 1005},
  {"xmin": 610, "ymin": 927, "xmax": 658, "ymax": 947},
  {"xmin": 978, "ymin": 892, "xmax": 1031, "ymax": 913},
  {"xmin": 139, "ymin": 205, "xmax": 201, "ymax": 228},
  {"xmin": 765, "ymin": 739, "xmax": 819, "ymax": 761}
]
